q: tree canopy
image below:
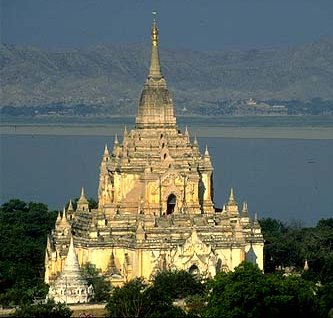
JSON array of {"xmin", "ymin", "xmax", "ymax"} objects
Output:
[
  {"xmin": 12, "ymin": 299, "xmax": 72, "ymax": 318},
  {"xmin": 260, "ymin": 217, "xmax": 333, "ymax": 283},
  {"xmin": 206, "ymin": 262, "xmax": 320, "ymax": 318},
  {"xmin": 105, "ymin": 270, "xmax": 203, "ymax": 318},
  {"xmin": 0, "ymin": 199, "xmax": 57, "ymax": 305}
]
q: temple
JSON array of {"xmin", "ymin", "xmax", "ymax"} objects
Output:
[{"xmin": 45, "ymin": 17, "xmax": 264, "ymax": 292}]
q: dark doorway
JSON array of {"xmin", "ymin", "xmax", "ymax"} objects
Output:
[
  {"xmin": 167, "ymin": 194, "xmax": 176, "ymax": 215},
  {"xmin": 189, "ymin": 264, "xmax": 199, "ymax": 276}
]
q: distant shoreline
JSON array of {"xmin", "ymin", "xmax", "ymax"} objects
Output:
[{"xmin": 1, "ymin": 123, "xmax": 333, "ymax": 139}]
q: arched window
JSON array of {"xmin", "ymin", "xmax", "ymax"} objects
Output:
[{"xmin": 167, "ymin": 194, "xmax": 176, "ymax": 215}]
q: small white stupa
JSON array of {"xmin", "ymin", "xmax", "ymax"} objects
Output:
[{"xmin": 48, "ymin": 236, "xmax": 93, "ymax": 304}]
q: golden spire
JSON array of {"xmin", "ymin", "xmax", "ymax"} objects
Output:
[
  {"xmin": 151, "ymin": 12, "xmax": 158, "ymax": 47},
  {"xmin": 148, "ymin": 12, "xmax": 162, "ymax": 79}
]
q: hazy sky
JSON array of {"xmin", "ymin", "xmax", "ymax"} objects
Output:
[{"xmin": 1, "ymin": 0, "xmax": 333, "ymax": 50}]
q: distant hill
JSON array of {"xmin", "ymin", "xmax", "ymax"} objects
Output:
[{"xmin": 1, "ymin": 38, "xmax": 333, "ymax": 115}]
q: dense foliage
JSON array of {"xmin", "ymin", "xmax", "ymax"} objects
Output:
[
  {"xmin": 12, "ymin": 299, "xmax": 72, "ymax": 318},
  {"xmin": 260, "ymin": 217, "xmax": 333, "ymax": 283},
  {"xmin": 206, "ymin": 262, "xmax": 320, "ymax": 318},
  {"xmin": 0, "ymin": 199, "xmax": 57, "ymax": 305},
  {"xmin": 81, "ymin": 263, "xmax": 111, "ymax": 302},
  {"xmin": 107, "ymin": 264, "xmax": 333, "ymax": 318},
  {"xmin": 106, "ymin": 270, "xmax": 202, "ymax": 318}
]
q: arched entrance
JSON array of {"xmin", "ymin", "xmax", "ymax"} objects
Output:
[
  {"xmin": 189, "ymin": 264, "xmax": 200, "ymax": 276},
  {"xmin": 167, "ymin": 194, "xmax": 176, "ymax": 215}
]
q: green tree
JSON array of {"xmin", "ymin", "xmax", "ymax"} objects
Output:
[
  {"xmin": 0, "ymin": 199, "xmax": 57, "ymax": 305},
  {"xmin": 81, "ymin": 262, "xmax": 111, "ymax": 302},
  {"xmin": 205, "ymin": 262, "xmax": 320, "ymax": 318},
  {"xmin": 13, "ymin": 299, "xmax": 72, "ymax": 318},
  {"xmin": 152, "ymin": 269, "xmax": 204, "ymax": 300},
  {"xmin": 106, "ymin": 278, "xmax": 151, "ymax": 318},
  {"xmin": 106, "ymin": 274, "xmax": 191, "ymax": 318}
]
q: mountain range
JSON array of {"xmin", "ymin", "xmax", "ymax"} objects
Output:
[{"xmin": 1, "ymin": 38, "xmax": 333, "ymax": 115}]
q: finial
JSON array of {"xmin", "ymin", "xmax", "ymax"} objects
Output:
[
  {"xmin": 114, "ymin": 134, "xmax": 119, "ymax": 145},
  {"xmin": 222, "ymin": 204, "xmax": 227, "ymax": 214},
  {"xmin": 205, "ymin": 145, "xmax": 210, "ymax": 157},
  {"xmin": 104, "ymin": 144, "xmax": 109, "ymax": 156},
  {"xmin": 62, "ymin": 207, "xmax": 67, "ymax": 220},
  {"xmin": 151, "ymin": 11, "xmax": 158, "ymax": 47},
  {"xmin": 80, "ymin": 187, "xmax": 86, "ymax": 199},
  {"xmin": 185, "ymin": 125, "xmax": 189, "ymax": 136},
  {"xmin": 148, "ymin": 13, "xmax": 162, "ymax": 79},
  {"xmin": 68, "ymin": 199, "xmax": 74, "ymax": 211},
  {"xmin": 56, "ymin": 210, "xmax": 62, "ymax": 224},
  {"xmin": 242, "ymin": 201, "xmax": 248, "ymax": 215},
  {"xmin": 193, "ymin": 135, "xmax": 198, "ymax": 145},
  {"xmin": 124, "ymin": 125, "xmax": 128, "ymax": 136},
  {"xmin": 228, "ymin": 187, "xmax": 236, "ymax": 205}
]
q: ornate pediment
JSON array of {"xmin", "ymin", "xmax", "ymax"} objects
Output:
[
  {"xmin": 180, "ymin": 228, "xmax": 210, "ymax": 257},
  {"xmin": 171, "ymin": 228, "xmax": 217, "ymax": 276},
  {"xmin": 160, "ymin": 170, "xmax": 182, "ymax": 185}
]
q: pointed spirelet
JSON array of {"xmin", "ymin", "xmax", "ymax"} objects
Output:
[
  {"xmin": 204, "ymin": 145, "xmax": 210, "ymax": 157},
  {"xmin": 78, "ymin": 187, "xmax": 89, "ymax": 204},
  {"xmin": 242, "ymin": 201, "xmax": 248, "ymax": 215},
  {"xmin": 123, "ymin": 125, "xmax": 128, "ymax": 137},
  {"xmin": 63, "ymin": 236, "xmax": 80, "ymax": 270},
  {"xmin": 62, "ymin": 207, "xmax": 67, "ymax": 219},
  {"xmin": 80, "ymin": 187, "xmax": 86, "ymax": 199},
  {"xmin": 228, "ymin": 187, "xmax": 236, "ymax": 205},
  {"xmin": 254, "ymin": 212, "xmax": 258, "ymax": 222},
  {"xmin": 148, "ymin": 15, "xmax": 162, "ymax": 79},
  {"xmin": 68, "ymin": 199, "xmax": 74, "ymax": 211},
  {"xmin": 58, "ymin": 206, "xmax": 70, "ymax": 229},
  {"xmin": 185, "ymin": 125, "xmax": 189, "ymax": 136},
  {"xmin": 114, "ymin": 134, "xmax": 119, "ymax": 145},
  {"xmin": 104, "ymin": 144, "xmax": 109, "ymax": 156},
  {"xmin": 193, "ymin": 135, "xmax": 198, "ymax": 145},
  {"xmin": 56, "ymin": 210, "xmax": 62, "ymax": 224}
]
